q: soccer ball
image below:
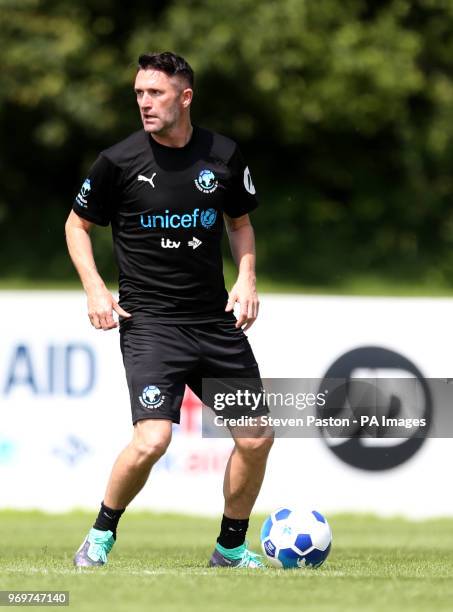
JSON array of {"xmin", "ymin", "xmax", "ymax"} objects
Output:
[{"xmin": 260, "ymin": 507, "xmax": 332, "ymax": 569}]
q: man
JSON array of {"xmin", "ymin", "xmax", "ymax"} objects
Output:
[{"xmin": 66, "ymin": 51, "xmax": 273, "ymax": 569}]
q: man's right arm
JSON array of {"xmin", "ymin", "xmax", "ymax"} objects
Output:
[{"xmin": 65, "ymin": 210, "xmax": 130, "ymax": 330}]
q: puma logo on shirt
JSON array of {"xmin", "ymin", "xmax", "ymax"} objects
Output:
[{"xmin": 137, "ymin": 173, "xmax": 156, "ymax": 188}]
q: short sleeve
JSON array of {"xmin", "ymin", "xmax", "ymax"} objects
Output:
[
  {"xmin": 72, "ymin": 154, "xmax": 118, "ymax": 226},
  {"xmin": 223, "ymin": 146, "xmax": 259, "ymax": 218}
]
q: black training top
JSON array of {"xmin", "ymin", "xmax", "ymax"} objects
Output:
[{"xmin": 72, "ymin": 126, "xmax": 258, "ymax": 323}]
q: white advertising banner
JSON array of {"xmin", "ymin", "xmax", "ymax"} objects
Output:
[{"xmin": 0, "ymin": 291, "xmax": 451, "ymax": 517}]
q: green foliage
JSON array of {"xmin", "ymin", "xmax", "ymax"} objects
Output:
[{"xmin": 1, "ymin": 0, "xmax": 453, "ymax": 289}]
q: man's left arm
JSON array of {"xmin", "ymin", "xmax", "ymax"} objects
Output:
[{"xmin": 224, "ymin": 213, "xmax": 259, "ymax": 331}]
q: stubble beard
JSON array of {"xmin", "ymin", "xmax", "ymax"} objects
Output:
[{"xmin": 142, "ymin": 107, "xmax": 179, "ymax": 136}]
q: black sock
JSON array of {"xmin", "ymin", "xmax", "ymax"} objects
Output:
[
  {"xmin": 93, "ymin": 502, "xmax": 125, "ymax": 540},
  {"xmin": 216, "ymin": 514, "xmax": 249, "ymax": 549}
]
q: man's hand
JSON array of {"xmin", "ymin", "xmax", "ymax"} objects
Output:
[
  {"xmin": 225, "ymin": 275, "xmax": 259, "ymax": 331},
  {"xmin": 87, "ymin": 288, "xmax": 131, "ymax": 331},
  {"xmin": 64, "ymin": 211, "xmax": 131, "ymax": 331}
]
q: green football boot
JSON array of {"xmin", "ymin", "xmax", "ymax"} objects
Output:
[
  {"xmin": 73, "ymin": 528, "xmax": 115, "ymax": 567},
  {"xmin": 209, "ymin": 542, "xmax": 265, "ymax": 568}
]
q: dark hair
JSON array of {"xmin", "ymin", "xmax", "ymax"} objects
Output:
[{"xmin": 137, "ymin": 52, "xmax": 194, "ymax": 89}]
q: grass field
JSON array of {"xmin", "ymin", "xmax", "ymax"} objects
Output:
[{"xmin": 0, "ymin": 511, "xmax": 452, "ymax": 612}]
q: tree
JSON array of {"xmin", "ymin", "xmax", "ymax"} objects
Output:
[{"xmin": 2, "ymin": 0, "xmax": 453, "ymax": 287}]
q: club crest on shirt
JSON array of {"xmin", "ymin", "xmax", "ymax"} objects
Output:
[
  {"xmin": 75, "ymin": 178, "xmax": 91, "ymax": 208},
  {"xmin": 81, "ymin": 178, "xmax": 91, "ymax": 197},
  {"xmin": 194, "ymin": 168, "xmax": 218, "ymax": 194}
]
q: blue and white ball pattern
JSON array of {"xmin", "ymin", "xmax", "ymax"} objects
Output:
[
  {"xmin": 198, "ymin": 169, "xmax": 216, "ymax": 189},
  {"xmin": 260, "ymin": 507, "xmax": 332, "ymax": 569},
  {"xmin": 141, "ymin": 385, "xmax": 162, "ymax": 407}
]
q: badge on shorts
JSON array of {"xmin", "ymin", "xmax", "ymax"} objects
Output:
[{"xmin": 139, "ymin": 385, "xmax": 165, "ymax": 409}]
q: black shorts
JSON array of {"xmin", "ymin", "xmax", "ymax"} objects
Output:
[{"xmin": 120, "ymin": 319, "xmax": 265, "ymax": 424}]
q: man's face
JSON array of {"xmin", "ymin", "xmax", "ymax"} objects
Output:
[{"xmin": 134, "ymin": 69, "xmax": 191, "ymax": 134}]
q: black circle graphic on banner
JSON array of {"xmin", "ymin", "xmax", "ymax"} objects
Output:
[{"xmin": 318, "ymin": 347, "xmax": 432, "ymax": 471}]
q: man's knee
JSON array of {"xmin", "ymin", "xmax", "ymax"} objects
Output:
[
  {"xmin": 133, "ymin": 438, "xmax": 169, "ymax": 463},
  {"xmin": 234, "ymin": 433, "xmax": 274, "ymax": 459},
  {"xmin": 131, "ymin": 420, "xmax": 172, "ymax": 463}
]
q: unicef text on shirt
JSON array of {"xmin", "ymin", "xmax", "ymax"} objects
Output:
[{"xmin": 139, "ymin": 208, "xmax": 217, "ymax": 230}]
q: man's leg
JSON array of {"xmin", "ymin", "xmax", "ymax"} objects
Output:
[
  {"xmin": 223, "ymin": 432, "xmax": 274, "ymax": 519},
  {"xmin": 210, "ymin": 427, "xmax": 274, "ymax": 567},
  {"xmin": 103, "ymin": 419, "xmax": 172, "ymax": 509},
  {"xmin": 74, "ymin": 419, "xmax": 172, "ymax": 567},
  {"xmin": 186, "ymin": 322, "xmax": 273, "ymax": 566}
]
